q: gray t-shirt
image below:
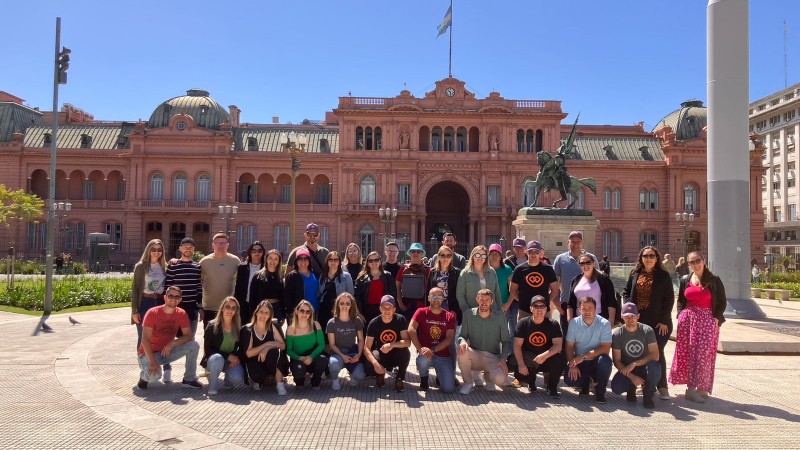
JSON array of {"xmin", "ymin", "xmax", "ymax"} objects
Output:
[
  {"xmin": 326, "ymin": 317, "xmax": 363, "ymax": 350},
  {"xmin": 612, "ymin": 322, "xmax": 656, "ymax": 366}
]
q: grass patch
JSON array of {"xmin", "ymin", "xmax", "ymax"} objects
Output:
[{"xmin": 0, "ymin": 275, "xmax": 132, "ymax": 312}]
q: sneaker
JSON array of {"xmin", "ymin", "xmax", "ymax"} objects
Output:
[
  {"xmin": 252, "ymin": 382, "xmax": 262, "ymax": 391},
  {"xmin": 529, "ymin": 384, "xmax": 537, "ymax": 394},
  {"xmin": 626, "ymin": 388, "xmax": 637, "ymax": 402},
  {"xmin": 419, "ymin": 376, "xmax": 429, "ymax": 392},
  {"xmin": 136, "ymin": 379, "xmax": 148, "ymax": 390},
  {"xmin": 511, "ymin": 379, "xmax": 523, "ymax": 389},
  {"xmin": 311, "ymin": 385, "xmax": 320, "ymax": 391},
  {"xmin": 484, "ymin": 382, "xmax": 497, "ymax": 392},
  {"xmin": 207, "ymin": 388, "xmax": 218, "ymax": 396},
  {"xmin": 685, "ymin": 388, "xmax": 706, "ymax": 403},
  {"xmin": 222, "ymin": 382, "xmax": 234, "ymax": 390},
  {"xmin": 276, "ymin": 382, "xmax": 287, "ymax": 396},
  {"xmin": 162, "ymin": 369, "xmax": 172, "ymax": 384},
  {"xmin": 658, "ymin": 387, "xmax": 671, "ymax": 400},
  {"xmin": 579, "ymin": 383, "xmax": 590, "ymax": 396},
  {"xmin": 332, "ymin": 378, "xmax": 341, "ymax": 391},
  {"xmin": 643, "ymin": 396, "xmax": 655, "ymax": 409},
  {"xmin": 596, "ymin": 393, "xmax": 608, "ymax": 404},
  {"xmin": 376, "ymin": 374, "xmax": 385, "ymax": 388},
  {"xmin": 182, "ymin": 379, "xmax": 203, "ymax": 389},
  {"xmin": 394, "ymin": 378, "xmax": 405, "ymax": 393},
  {"xmin": 473, "ymin": 372, "xmax": 485, "ymax": 387},
  {"xmin": 459, "ymin": 383, "xmax": 474, "ymax": 395},
  {"xmin": 548, "ymin": 390, "xmax": 561, "ymax": 400}
]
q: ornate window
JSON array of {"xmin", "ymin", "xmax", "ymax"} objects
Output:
[
  {"xmin": 360, "ymin": 175, "xmax": 376, "ymax": 204},
  {"xmin": 359, "ymin": 223, "xmax": 376, "ymax": 255},
  {"xmin": 684, "ymin": 184, "xmax": 698, "ymax": 212},
  {"xmin": 150, "ymin": 173, "xmax": 164, "ymax": 200},
  {"xmin": 173, "ymin": 173, "xmax": 187, "ymax": 201},
  {"xmin": 196, "ymin": 174, "xmax": 211, "ymax": 201}
]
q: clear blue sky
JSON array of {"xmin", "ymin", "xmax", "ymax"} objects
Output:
[{"xmin": 2, "ymin": 1, "xmax": 799, "ymax": 130}]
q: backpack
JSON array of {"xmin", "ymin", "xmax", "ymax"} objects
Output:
[{"xmin": 400, "ymin": 264, "xmax": 429, "ymax": 300}]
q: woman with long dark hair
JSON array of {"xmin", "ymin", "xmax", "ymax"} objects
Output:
[
  {"xmin": 669, "ymin": 251, "xmax": 727, "ymax": 403},
  {"xmin": 234, "ymin": 241, "xmax": 266, "ymax": 324},
  {"xmin": 131, "ymin": 239, "xmax": 167, "ymax": 347},
  {"xmin": 622, "ymin": 246, "xmax": 674, "ymax": 400},
  {"xmin": 568, "ymin": 253, "xmax": 618, "ymax": 322},
  {"xmin": 354, "ymin": 251, "xmax": 397, "ymax": 324},
  {"xmin": 326, "ymin": 292, "xmax": 366, "ymax": 390},
  {"xmin": 201, "ymin": 296, "xmax": 245, "ymax": 396},
  {"xmin": 318, "ymin": 251, "xmax": 354, "ymax": 330},
  {"xmin": 240, "ymin": 300, "xmax": 289, "ymax": 395}
]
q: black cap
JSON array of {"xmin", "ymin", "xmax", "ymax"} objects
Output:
[{"xmin": 180, "ymin": 237, "xmax": 196, "ymax": 246}]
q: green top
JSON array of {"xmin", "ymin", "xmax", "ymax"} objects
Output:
[
  {"xmin": 457, "ymin": 308, "xmax": 512, "ymax": 359},
  {"xmin": 286, "ymin": 328, "xmax": 325, "ymax": 360},
  {"xmin": 494, "ymin": 264, "xmax": 513, "ymax": 304},
  {"xmin": 220, "ymin": 331, "xmax": 236, "ymax": 354}
]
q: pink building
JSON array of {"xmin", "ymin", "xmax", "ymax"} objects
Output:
[{"xmin": 0, "ymin": 78, "xmax": 765, "ymax": 265}]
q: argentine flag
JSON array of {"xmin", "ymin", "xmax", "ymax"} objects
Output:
[{"xmin": 437, "ymin": 5, "xmax": 452, "ymax": 37}]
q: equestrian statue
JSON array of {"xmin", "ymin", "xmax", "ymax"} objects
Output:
[{"xmin": 530, "ymin": 115, "xmax": 596, "ymax": 209}]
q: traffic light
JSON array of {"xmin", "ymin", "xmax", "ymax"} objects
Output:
[{"xmin": 57, "ymin": 47, "xmax": 71, "ymax": 84}]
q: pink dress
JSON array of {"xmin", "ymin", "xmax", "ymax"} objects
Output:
[{"xmin": 668, "ymin": 278, "xmax": 719, "ymax": 393}]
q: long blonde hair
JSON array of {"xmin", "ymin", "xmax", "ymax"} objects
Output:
[
  {"xmin": 211, "ymin": 296, "xmax": 241, "ymax": 342},
  {"xmin": 139, "ymin": 239, "xmax": 166, "ymax": 271},
  {"xmin": 465, "ymin": 245, "xmax": 488, "ymax": 272},
  {"xmin": 291, "ymin": 300, "xmax": 315, "ymax": 330},
  {"xmin": 433, "ymin": 245, "xmax": 454, "ymax": 272}
]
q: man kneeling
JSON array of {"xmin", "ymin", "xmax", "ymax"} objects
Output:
[
  {"xmin": 457, "ymin": 289, "xmax": 511, "ymax": 395},
  {"xmin": 137, "ymin": 286, "xmax": 202, "ymax": 390},
  {"xmin": 409, "ymin": 287, "xmax": 457, "ymax": 393},
  {"xmin": 564, "ymin": 296, "xmax": 612, "ymax": 403},
  {"xmin": 611, "ymin": 303, "xmax": 661, "ymax": 409},
  {"xmin": 507, "ymin": 295, "xmax": 565, "ymax": 399}
]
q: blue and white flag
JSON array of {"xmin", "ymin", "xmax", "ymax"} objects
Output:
[{"xmin": 437, "ymin": 5, "xmax": 452, "ymax": 37}]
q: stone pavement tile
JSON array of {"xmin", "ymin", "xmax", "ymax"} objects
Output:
[{"xmin": 167, "ymin": 432, "xmax": 226, "ymax": 450}]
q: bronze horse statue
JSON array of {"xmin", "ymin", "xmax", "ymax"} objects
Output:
[{"xmin": 529, "ymin": 114, "xmax": 597, "ymax": 209}]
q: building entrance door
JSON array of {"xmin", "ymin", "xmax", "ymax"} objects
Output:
[{"xmin": 425, "ymin": 181, "xmax": 470, "ymax": 255}]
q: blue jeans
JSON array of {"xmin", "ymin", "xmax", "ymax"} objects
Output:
[
  {"xmin": 138, "ymin": 340, "xmax": 200, "ymax": 383},
  {"xmin": 611, "ymin": 360, "xmax": 661, "ymax": 399},
  {"xmin": 504, "ymin": 302, "xmax": 519, "ymax": 337},
  {"xmin": 207, "ymin": 353, "xmax": 245, "ymax": 391},
  {"xmin": 563, "ymin": 354, "xmax": 612, "ymax": 395},
  {"xmin": 134, "ymin": 297, "xmax": 163, "ymax": 349},
  {"xmin": 328, "ymin": 354, "xmax": 366, "ymax": 381},
  {"xmin": 416, "ymin": 354, "xmax": 455, "ymax": 393}
]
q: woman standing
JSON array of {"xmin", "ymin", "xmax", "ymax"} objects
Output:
[
  {"xmin": 240, "ymin": 300, "xmax": 289, "ymax": 395},
  {"xmin": 285, "ymin": 301, "xmax": 328, "ymax": 390},
  {"xmin": 488, "ymin": 244, "xmax": 513, "ymax": 335},
  {"xmin": 669, "ymin": 252, "xmax": 727, "ymax": 403},
  {"xmin": 676, "ymin": 257, "xmax": 690, "ymax": 278},
  {"xmin": 283, "ymin": 248, "xmax": 318, "ymax": 325},
  {"xmin": 327, "ymin": 293, "xmax": 366, "ymax": 390},
  {"xmin": 234, "ymin": 241, "xmax": 266, "ymax": 324},
  {"xmin": 429, "ymin": 245, "xmax": 462, "ymax": 378},
  {"xmin": 568, "ymin": 253, "xmax": 618, "ymax": 322},
  {"xmin": 249, "ymin": 249, "xmax": 286, "ymax": 325},
  {"xmin": 201, "ymin": 297, "xmax": 245, "ymax": 396},
  {"xmin": 343, "ymin": 243, "xmax": 363, "ymax": 282},
  {"xmin": 354, "ymin": 251, "xmax": 397, "ymax": 324},
  {"xmin": 456, "ymin": 245, "xmax": 502, "ymax": 313},
  {"xmin": 131, "ymin": 239, "xmax": 167, "ymax": 348},
  {"xmin": 318, "ymin": 251, "xmax": 354, "ymax": 331},
  {"xmin": 622, "ymin": 246, "xmax": 674, "ymax": 400}
]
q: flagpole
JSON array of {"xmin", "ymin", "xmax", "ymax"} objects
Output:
[{"xmin": 448, "ymin": 0, "xmax": 453, "ymax": 78}]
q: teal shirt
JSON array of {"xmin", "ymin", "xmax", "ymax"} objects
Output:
[
  {"xmin": 458, "ymin": 308, "xmax": 511, "ymax": 359},
  {"xmin": 493, "ymin": 264, "xmax": 513, "ymax": 304}
]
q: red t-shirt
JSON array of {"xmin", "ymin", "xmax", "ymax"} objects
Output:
[
  {"xmin": 137, "ymin": 305, "xmax": 189, "ymax": 356},
  {"xmin": 412, "ymin": 307, "xmax": 456, "ymax": 357},
  {"xmin": 368, "ymin": 278, "xmax": 385, "ymax": 305}
]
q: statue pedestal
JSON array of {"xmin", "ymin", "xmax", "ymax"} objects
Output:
[{"xmin": 512, "ymin": 208, "xmax": 599, "ymax": 257}]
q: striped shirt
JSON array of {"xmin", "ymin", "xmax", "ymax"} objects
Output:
[{"xmin": 164, "ymin": 259, "xmax": 202, "ymax": 312}]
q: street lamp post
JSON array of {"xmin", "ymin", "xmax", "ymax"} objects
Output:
[
  {"xmin": 378, "ymin": 205, "xmax": 397, "ymax": 248},
  {"xmin": 675, "ymin": 211, "xmax": 695, "ymax": 259},
  {"xmin": 217, "ymin": 204, "xmax": 238, "ymax": 236},
  {"xmin": 279, "ymin": 132, "xmax": 306, "ymax": 249},
  {"xmin": 54, "ymin": 201, "xmax": 71, "ymax": 254}
]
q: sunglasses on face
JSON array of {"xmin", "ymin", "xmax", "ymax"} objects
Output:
[
  {"xmin": 579, "ymin": 261, "xmax": 593, "ymax": 266},
  {"xmin": 213, "ymin": 241, "xmax": 229, "ymax": 246},
  {"xmin": 298, "ymin": 309, "xmax": 312, "ymax": 315},
  {"xmin": 296, "ymin": 258, "xmax": 310, "ymax": 262},
  {"xmin": 367, "ymin": 258, "xmax": 381, "ymax": 263},
  {"xmin": 688, "ymin": 259, "xmax": 703, "ymax": 265},
  {"xmin": 532, "ymin": 305, "xmax": 548, "ymax": 310},
  {"xmin": 251, "ymin": 249, "xmax": 264, "ymax": 253},
  {"xmin": 347, "ymin": 250, "xmax": 359, "ymax": 254},
  {"xmin": 150, "ymin": 248, "xmax": 163, "ymax": 252},
  {"xmin": 339, "ymin": 302, "xmax": 351, "ymax": 306},
  {"xmin": 410, "ymin": 250, "xmax": 423, "ymax": 254},
  {"xmin": 329, "ymin": 258, "xmax": 340, "ymax": 263},
  {"xmin": 473, "ymin": 254, "xmax": 487, "ymax": 260},
  {"xmin": 385, "ymin": 250, "xmax": 399, "ymax": 254},
  {"xmin": 223, "ymin": 304, "xmax": 238, "ymax": 311},
  {"xmin": 641, "ymin": 254, "xmax": 657, "ymax": 259},
  {"xmin": 307, "ymin": 233, "xmax": 319, "ymax": 237},
  {"xmin": 430, "ymin": 295, "xmax": 444, "ymax": 301},
  {"xmin": 166, "ymin": 294, "xmax": 181, "ymax": 300},
  {"xmin": 438, "ymin": 253, "xmax": 453, "ymax": 258}
]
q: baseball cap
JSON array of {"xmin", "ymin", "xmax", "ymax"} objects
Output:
[
  {"xmin": 569, "ymin": 231, "xmax": 583, "ymax": 240},
  {"xmin": 380, "ymin": 295, "xmax": 396, "ymax": 307},
  {"xmin": 306, "ymin": 223, "xmax": 319, "ymax": 233},
  {"xmin": 296, "ymin": 248, "xmax": 311, "ymax": 258},
  {"xmin": 488, "ymin": 243, "xmax": 503, "ymax": 255},
  {"xmin": 512, "ymin": 238, "xmax": 526, "ymax": 248},
  {"xmin": 527, "ymin": 240, "xmax": 543, "ymax": 251},
  {"xmin": 531, "ymin": 296, "xmax": 548, "ymax": 307},
  {"xmin": 621, "ymin": 303, "xmax": 639, "ymax": 317},
  {"xmin": 179, "ymin": 237, "xmax": 196, "ymax": 246}
]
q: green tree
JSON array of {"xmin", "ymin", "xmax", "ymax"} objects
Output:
[{"xmin": 0, "ymin": 184, "xmax": 45, "ymax": 246}]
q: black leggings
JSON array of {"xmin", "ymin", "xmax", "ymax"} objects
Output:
[
  {"xmin": 289, "ymin": 355, "xmax": 328, "ymax": 387},
  {"xmin": 508, "ymin": 352, "xmax": 566, "ymax": 392},
  {"xmin": 366, "ymin": 348, "xmax": 411, "ymax": 380},
  {"xmin": 246, "ymin": 349, "xmax": 288, "ymax": 385}
]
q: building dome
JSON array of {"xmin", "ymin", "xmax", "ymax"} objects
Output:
[
  {"xmin": 147, "ymin": 89, "xmax": 230, "ymax": 130},
  {"xmin": 651, "ymin": 100, "xmax": 707, "ymax": 141}
]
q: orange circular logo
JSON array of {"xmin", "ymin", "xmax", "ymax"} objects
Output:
[
  {"xmin": 379, "ymin": 329, "xmax": 398, "ymax": 344},
  {"xmin": 429, "ymin": 325, "xmax": 442, "ymax": 341},
  {"xmin": 528, "ymin": 331, "xmax": 547, "ymax": 347},
  {"xmin": 525, "ymin": 272, "xmax": 544, "ymax": 288}
]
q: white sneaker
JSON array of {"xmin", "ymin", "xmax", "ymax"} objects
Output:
[
  {"xmin": 485, "ymin": 382, "xmax": 497, "ymax": 392},
  {"xmin": 276, "ymin": 382, "xmax": 287, "ymax": 396},
  {"xmin": 162, "ymin": 369, "xmax": 172, "ymax": 384},
  {"xmin": 459, "ymin": 383, "xmax": 474, "ymax": 395},
  {"xmin": 252, "ymin": 382, "xmax": 262, "ymax": 391},
  {"xmin": 658, "ymin": 387, "xmax": 671, "ymax": 400},
  {"xmin": 207, "ymin": 388, "xmax": 218, "ymax": 396},
  {"xmin": 332, "ymin": 378, "xmax": 341, "ymax": 391},
  {"xmin": 473, "ymin": 372, "xmax": 485, "ymax": 387}
]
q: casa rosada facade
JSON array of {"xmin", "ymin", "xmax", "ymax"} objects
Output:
[{"xmin": 0, "ymin": 78, "xmax": 765, "ymax": 265}]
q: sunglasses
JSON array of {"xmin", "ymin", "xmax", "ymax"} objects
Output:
[
  {"xmin": 641, "ymin": 254, "xmax": 657, "ymax": 259},
  {"xmin": 339, "ymin": 302, "xmax": 352, "ymax": 306},
  {"xmin": 532, "ymin": 305, "xmax": 548, "ymax": 310},
  {"xmin": 307, "ymin": 232, "xmax": 319, "ymax": 237},
  {"xmin": 688, "ymin": 259, "xmax": 703, "ymax": 265},
  {"xmin": 430, "ymin": 295, "xmax": 444, "ymax": 301},
  {"xmin": 166, "ymin": 294, "xmax": 181, "ymax": 300},
  {"xmin": 579, "ymin": 261, "xmax": 593, "ymax": 266},
  {"xmin": 438, "ymin": 254, "xmax": 453, "ymax": 258},
  {"xmin": 385, "ymin": 250, "xmax": 399, "ymax": 254},
  {"xmin": 296, "ymin": 257, "xmax": 310, "ymax": 262},
  {"xmin": 367, "ymin": 258, "xmax": 381, "ymax": 263},
  {"xmin": 410, "ymin": 250, "xmax": 423, "ymax": 254},
  {"xmin": 213, "ymin": 241, "xmax": 229, "ymax": 246},
  {"xmin": 298, "ymin": 309, "xmax": 312, "ymax": 315},
  {"xmin": 223, "ymin": 305, "xmax": 238, "ymax": 311},
  {"xmin": 347, "ymin": 250, "xmax": 359, "ymax": 254},
  {"xmin": 150, "ymin": 248, "xmax": 163, "ymax": 252},
  {"xmin": 473, "ymin": 254, "xmax": 487, "ymax": 260},
  {"xmin": 251, "ymin": 249, "xmax": 264, "ymax": 253}
]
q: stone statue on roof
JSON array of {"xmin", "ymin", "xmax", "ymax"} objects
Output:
[{"xmin": 530, "ymin": 115, "xmax": 597, "ymax": 209}]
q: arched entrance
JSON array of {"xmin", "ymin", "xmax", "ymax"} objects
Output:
[{"xmin": 425, "ymin": 181, "xmax": 470, "ymax": 255}]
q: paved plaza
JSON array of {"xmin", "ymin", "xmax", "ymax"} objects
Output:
[{"xmin": 1, "ymin": 298, "xmax": 799, "ymax": 449}]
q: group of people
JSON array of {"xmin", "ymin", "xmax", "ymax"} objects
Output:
[{"xmin": 131, "ymin": 224, "xmax": 727, "ymax": 409}]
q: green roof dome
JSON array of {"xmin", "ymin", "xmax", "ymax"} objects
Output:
[
  {"xmin": 147, "ymin": 89, "xmax": 229, "ymax": 130},
  {"xmin": 652, "ymin": 100, "xmax": 707, "ymax": 141}
]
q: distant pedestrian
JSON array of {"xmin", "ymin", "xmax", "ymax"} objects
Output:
[{"xmin": 752, "ymin": 263, "xmax": 761, "ymax": 283}]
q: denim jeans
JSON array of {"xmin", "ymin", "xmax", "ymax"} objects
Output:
[
  {"xmin": 138, "ymin": 340, "xmax": 200, "ymax": 383},
  {"xmin": 207, "ymin": 353, "xmax": 245, "ymax": 391},
  {"xmin": 416, "ymin": 354, "xmax": 456, "ymax": 393},
  {"xmin": 504, "ymin": 302, "xmax": 519, "ymax": 338},
  {"xmin": 134, "ymin": 297, "xmax": 163, "ymax": 349},
  {"xmin": 611, "ymin": 360, "xmax": 661, "ymax": 399},
  {"xmin": 329, "ymin": 354, "xmax": 366, "ymax": 381},
  {"xmin": 563, "ymin": 353, "xmax": 612, "ymax": 395}
]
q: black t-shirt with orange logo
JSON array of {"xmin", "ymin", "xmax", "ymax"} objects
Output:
[
  {"xmin": 366, "ymin": 313, "xmax": 408, "ymax": 352},
  {"xmin": 514, "ymin": 316, "xmax": 562, "ymax": 356},
  {"xmin": 511, "ymin": 262, "xmax": 557, "ymax": 311}
]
